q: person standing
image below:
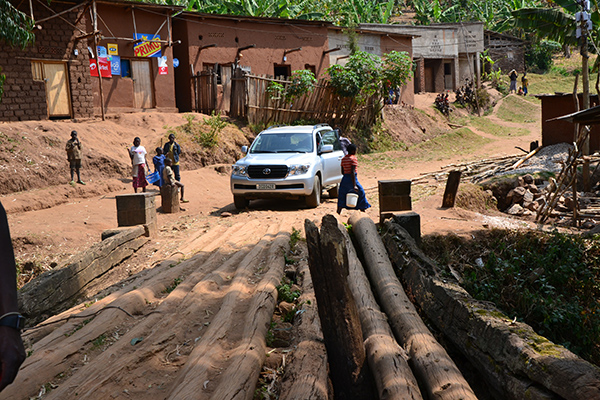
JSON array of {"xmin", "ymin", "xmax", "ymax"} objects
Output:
[
  {"xmin": 337, "ymin": 144, "xmax": 370, "ymax": 214},
  {"xmin": 129, "ymin": 137, "xmax": 149, "ymax": 193},
  {"xmin": 163, "ymin": 133, "xmax": 182, "ymax": 182},
  {"xmin": 65, "ymin": 130, "xmax": 85, "ymax": 185},
  {"xmin": 0, "ymin": 201, "xmax": 26, "ymax": 393},
  {"xmin": 152, "ymin": 147, "xmax": 166, "ymax": 188},
  {"xmin": 521, "ymin": 72, "xmax": 529, "ymax": 96},
  {"xmin": 509, "ymin": 69, "xmax": 518, "ymax": 94}
]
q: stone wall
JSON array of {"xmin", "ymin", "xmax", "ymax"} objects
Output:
[{"xmin": 0, "ymin": 2, "xmax": 93, "ymax": 121}]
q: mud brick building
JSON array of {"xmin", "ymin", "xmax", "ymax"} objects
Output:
[{"xmin": 484, "ymin": 31, "xmax": 526, "ymax": 74}]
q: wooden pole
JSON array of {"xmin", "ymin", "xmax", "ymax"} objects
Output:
[
  {"xmin": 92, "ymin": 0, "xmax": 105, "ymax": 121},
  {"xmin": 441, "ymin": 170, "xmax": 462, "ymax": 208},
  {"xmin": 581, "ymin": 3, "xmax": 591, "ymax": 191},
  {"xmin": 304, "ymin": 215, "xmax": 375, "ymax": 400}
]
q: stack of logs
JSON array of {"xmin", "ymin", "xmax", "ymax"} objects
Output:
[{"xmin": 306, "ymin": 214, "xmax": 600, "ymax": 399}]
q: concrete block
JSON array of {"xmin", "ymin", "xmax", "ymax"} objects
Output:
[{"xmin": 381, "ymin": 211, "xmax": 421, "ymax": 246}]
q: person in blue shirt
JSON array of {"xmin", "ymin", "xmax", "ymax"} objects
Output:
[{"xmin": 152, "ymin": 147, "xmax": 166, "ymax": 187}]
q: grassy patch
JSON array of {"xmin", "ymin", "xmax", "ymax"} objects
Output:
[
  {"xmin": 496, "ymin": 96, "xmax": 540, "ymax": 124},
  {"xmin": 276, "ymin": 282, "xmax": 301, "ymax": 303},
  {"xmin": 162, "ymin": 277, "xmax": 183, "ymax": 294},
  {"xmin": 422, "ymin": 229, "xmax": 600, "ymax": 366},
  {"xmin": 461, "ymin": 115, "xmax": 531, "ymax": 137},
  {"xmin": 410, "ymin": 128, "xmax": 491, "ymax": 162}
]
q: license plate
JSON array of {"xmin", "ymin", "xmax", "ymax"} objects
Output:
[{"xmin": 257, "ymin": 183, "xmax": 276, "ymax": 190}]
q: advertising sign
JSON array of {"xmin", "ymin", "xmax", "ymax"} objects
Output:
[
  {"xmin": 158, "ymin": 56, "xmax": 168, "ymax": 75},
  {"xmin": 173, "ymin": 58, "xmax": 179, "ymax": 68},
  {"xmin": 110, "ymin": 55, "xmax": 121, "ymax": 75},
  {"xmin": 97, "ymin": 46, "xmax": 107, "ymax": 58},
  {"xmin": 89, "ymin": 57, "xmax": 111, "ymax": 78},
  {"xmin": 133, "ymin": 33, "xmax": 162, "ymax": 58},
  {"xmin": 107, "ymin": 43, "xmax": 118, "ymax": 55}
]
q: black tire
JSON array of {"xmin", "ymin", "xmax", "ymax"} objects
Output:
[
  {"xmin": 306, "ymin": 176, "xmax": 321, "ymax": 208},
  {"xmin": 328, "ymin": 183, "xmax": 339, "ymax": 199},
  {"xmin": 233, "ymin": 195, "xmax": 249, "ymax": 209}
]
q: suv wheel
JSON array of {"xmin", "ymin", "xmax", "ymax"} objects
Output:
[
  {"xmin": 306, "ymin": 176, "xmax": 321, "ymax": 208},
  {"xmin": 233, "ymin": 195, "xmax": 249, "ymax": 210}
]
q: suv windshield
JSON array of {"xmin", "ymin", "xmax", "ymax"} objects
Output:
[{"xmin": 250, "ymin": 133, "xmax": 313, "ymax": 154}]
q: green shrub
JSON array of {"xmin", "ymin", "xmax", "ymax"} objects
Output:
[{"xmin": 526, "ymin": 40, "xmax": 561, "ymax": 73}]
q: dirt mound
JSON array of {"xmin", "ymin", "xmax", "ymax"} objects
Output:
[{"xmin": 381, "ymin": 104, "xmax": 448, "ymax": 147}]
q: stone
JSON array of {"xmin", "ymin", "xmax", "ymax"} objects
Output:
[
  {"xmin": 522, "ymin": 174, "xmax": 534, "ymax": 184},
  {"xmin": 506, "ymin": 204, "xmax": 524, "ymax": 215},
  {"xmin": 523, "ymin": 190, "xmax": 534, "ymax": 203}
]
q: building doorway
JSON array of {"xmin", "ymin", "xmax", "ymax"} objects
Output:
[
  {"xmin": 42, "ymin": 62, "xmax": 72, "ymax": 118},
  {"xmin": 131, "ymin": 60, "xmax": 153, "ymax": 109}
]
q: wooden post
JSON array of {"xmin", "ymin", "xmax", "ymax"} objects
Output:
[
  {"xmin": 92, "ymin": 0, "xmax": 105, "ymax": 121},
  {"xmin": 441, "ymin": 170, "xmax": 462, "ymax": 208},
  {"xmin": 304, "ymin": 215, "xmax": 375, "ymax": 400}
]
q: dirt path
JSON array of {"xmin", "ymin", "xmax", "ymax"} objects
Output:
[{"xmin": 2, "ymin": 93, "xmax": 544, "ymax": 399}]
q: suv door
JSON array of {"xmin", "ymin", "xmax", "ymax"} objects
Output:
[{"xmin": 318, "ymin": 129, "xmax": 344, "ymax": 187}]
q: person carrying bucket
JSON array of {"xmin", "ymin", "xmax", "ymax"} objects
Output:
[{"xmin": 337, "ymin": 143, "xmax": 371, "ymax": 214}]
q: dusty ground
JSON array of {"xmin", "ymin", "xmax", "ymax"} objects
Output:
[{"xmin": 0, "ymin": 93, "xmax": 546, "ymax": 399}]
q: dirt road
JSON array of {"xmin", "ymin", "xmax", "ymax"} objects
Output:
[{"xmin": 1, "ymin": 94, "xmax": 542, "ymax": 399}]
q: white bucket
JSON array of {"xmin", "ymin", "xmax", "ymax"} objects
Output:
[{"xmin": 346, "ymin": 192, "xmax": 358, "ymax": 208}]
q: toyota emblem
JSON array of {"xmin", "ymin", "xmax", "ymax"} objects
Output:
[{"xmin": 263, "ymin": 168, "xmax": 271, "ymax": 175}]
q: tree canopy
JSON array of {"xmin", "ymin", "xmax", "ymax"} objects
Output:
[{"xmin": 0, "ymin": 0, "xmax": 35, "ymax": 48}]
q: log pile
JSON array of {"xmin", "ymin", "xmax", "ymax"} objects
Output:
[{"xmin": 380, "ymin": 215, "xmax": 600, "ymax": 400}]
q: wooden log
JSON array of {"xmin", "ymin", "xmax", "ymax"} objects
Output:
[
  {"xmin": 442, "ymin": 170, "xmax": 462, "ymax": 208},
  {"xmin": 380, "ymin": 218, "xmax": 600, "ymax": 400},
  {"xmin": 305, "ymin": 215, "xmax": 375, "ymax": 400},
  {"xmin": 349, "ymin": 215, "xmax": 478, "ymax": 400},
  {"xmin": 340, "ymin": 222, "xmax": 423, "ymax": 400}
]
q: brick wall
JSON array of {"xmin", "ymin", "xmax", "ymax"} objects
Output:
[{"xmin": 0, "ymin": 2, "xmax": 93, "ymax": 121}]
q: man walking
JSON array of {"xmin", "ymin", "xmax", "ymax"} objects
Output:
[
  {"xmin": 66, "ymin": 130, "xmax": 85, "ymax": 185},
  {"xmin": 163, "ymin": 133, "xmax": 182, "ymax": 182}
]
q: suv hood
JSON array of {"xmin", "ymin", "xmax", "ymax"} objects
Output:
[{"xmin": 237, "ymin": 152, "xmax": 314, "ymax": 165}]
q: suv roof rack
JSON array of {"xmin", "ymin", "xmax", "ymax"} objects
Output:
[{"xmin": 313, "ymin": 123, "xmax": 330, "ymax": 129}]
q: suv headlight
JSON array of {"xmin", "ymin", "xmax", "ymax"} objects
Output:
[
  {"xmin": 289, "ymin": 164, "xmax": 310, "ymax": 175},
  {"xmin": 232, "ymin": 164, "xmax": 248, "ymax": 177}
]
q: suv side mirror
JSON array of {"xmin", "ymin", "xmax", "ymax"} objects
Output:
[
  {"xmin": 241, "ymin": 145, "xmax": 248, "ymax": 154},
  {"xmin": 320, "ymin": 144, "xmax": 333, "ymax": 154}
]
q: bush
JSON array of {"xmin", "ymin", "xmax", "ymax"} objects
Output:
[{"xmin": 526, "ymin": 40, "xmax": 562, "ymax": 73}]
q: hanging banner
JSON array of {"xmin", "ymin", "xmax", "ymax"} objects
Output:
[
  {"xmin": 89, "ymin": 57, "xmax": 111, "ymax": 78},
  {"xmin": 133, "ymin": 33, "xmax": 162, "ymax": 58},
  {"xmin": 110, "ymin": 55, "xmax": 121, "ymax": 75},
  {"xmin": 158, "ymin": 55, "xmax": 168, "ymax": 75},
  {"xmin": 107, "ymin": 43, "xmax": 118, "ymax": 55},
  {"xmin": 97, "ymin": 46, "xmax": 107, "ymax": 58}
]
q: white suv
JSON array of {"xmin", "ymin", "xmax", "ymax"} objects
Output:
[{"xmin": 230, "ymin": 124, "xmax": 344, "ymax": 209}]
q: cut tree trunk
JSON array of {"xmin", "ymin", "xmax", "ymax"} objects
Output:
[
  {"xmin": 305, "ymin": 215, "xmax": 375, "ymax": 400},
  {"xmin": 380, "ymin": 216, "xmax": 600, "ymax": 400},
  {"xmin": 349, "ymin": 214, "xmax": 478, "ymax": 400},
  {"xmin": 339, "ymin": 221, "xmax": 423, "ymax": 400}
]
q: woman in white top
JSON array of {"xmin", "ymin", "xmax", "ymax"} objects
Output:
[{"xmin": 129, "ymin": 137, "xmax": 150, "ymax": 193}]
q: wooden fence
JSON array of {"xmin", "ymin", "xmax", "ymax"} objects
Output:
[{"xmin": 193, "ymin": 69, "xmax": 379, "ymax": 129}]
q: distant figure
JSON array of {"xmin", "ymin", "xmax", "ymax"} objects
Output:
[
  {"xmin": 337, "ymin": 144, "xmax": 371, "ymax": 214},
  {"xmin": 335, "ymin": 128, "xmax": 351, "ymax": 155},
  {"xmin": 0, "ymin": 201, "xmax": 26, "ymax": 393},
  {"xmin": 129, "ymin": 137, "xmax": 149, "ymax": 193},
  {"xmin": 152, "ymin": 147, "xmax": 166, "ymax": 188},
  {"xmin": 521, "ymin": 72, "xmax": 529, "ymax": 96},
  {"xmin": 509, "ymin": 69, "xmax": 518, "ymax": 94},
  {"xmin": 163, "ymin": 133, "xmax": 182, "ymax": 182},
  {"xmin": 65, "ymin": 130, "xmax": 85, "ymax": 185},
  {"xmin": 163, "ymin": 158, "xmax": 188, "ymax": 203}
]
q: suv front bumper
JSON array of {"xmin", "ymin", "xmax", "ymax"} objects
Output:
[{"xmin": 231, "ymin": 174, "xmax": 315, "ymax": 199}]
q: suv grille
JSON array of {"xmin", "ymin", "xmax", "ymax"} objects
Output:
[{"xmin": 247, "ymin": 165, "xmax": 289, "ymax": 179}]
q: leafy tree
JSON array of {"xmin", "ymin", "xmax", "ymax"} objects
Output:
[
  {"xmin": 327, "ymin": 50, "xmax": 412, "ymax": 105},
  {"xmin": 526, "ymin": 39, "xmax": 562, "ymax": 73},
  {"xmin": 1, "ymin": 0, "xmax": 35, "ymax": 102}
]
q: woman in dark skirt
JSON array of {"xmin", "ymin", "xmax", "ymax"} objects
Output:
[{"xmin": 337, "ymin": 143, "xmax": 371, "ymax": 214}]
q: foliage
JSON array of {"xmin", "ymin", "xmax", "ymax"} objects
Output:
[
  {"xmin": 289, "ymin": 227, "xmax": 302, "ymax": 249},
  {"xmin": 267, "ymin": 70, "xmax": 317, "ymax": 103},
  {"xmin": 276, "ymin": 282, "xmax": 301, "ymax": 303},
  {"xmin": 200, "ymin": 111, "xmax": 226, "ymax": 148},
  {"xmin": 423, "ymin": 229, "xmax": 600, "ymax": 365},
  {"xmin": 526, "ymin": 40, "xmax": 562, "ymax": 73},
  {"xmin": 162, "ymin": 277, "xmax": 183, "ymax": 294},
  {"xmin": 0, "ymin": 0, "xmax": 35, "ymax": 48},
  {"xmin": 327, "ymin": 50, "xmax": 412, "ymax": 105}
]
